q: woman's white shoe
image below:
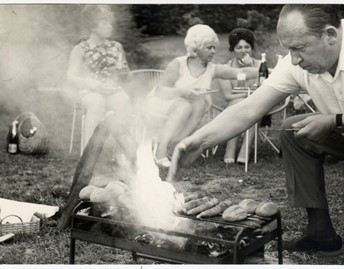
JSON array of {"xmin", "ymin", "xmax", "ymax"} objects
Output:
[
  {"xmin": 152, "ymin": 140, "xmax": 171, "ymax": 168},
  {"xmin": 236, "ymin": 157, "xmax": 247, "ymax": 164},
  {"xmin": 155, "ymin": 157, "xmax": 171, "ymax": 168}
]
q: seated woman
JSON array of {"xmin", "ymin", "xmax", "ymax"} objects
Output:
[
  {"xmin": 66, "ymin": 5, "xmax": 133, "ymax": 150},
  {"xmin": 144, "ymin": 24, "xmax": 258, "ymax": 168},
  {"xmin": 217, "ymin": 28, "xmax": 262, "ymax": 164}
]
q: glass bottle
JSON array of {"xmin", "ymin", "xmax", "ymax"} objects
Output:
[
  {"xmin": 7, "ymin": 120, "xmax": 19, "ymax": 154},
  {"xmin": 258, "ymin": 52, "xmax": 269, "ymax": 86}
]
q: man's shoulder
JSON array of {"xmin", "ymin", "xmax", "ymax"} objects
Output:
[{"xmin": 264, "ymin": 53, "xmax": 307, "ymax": 92}]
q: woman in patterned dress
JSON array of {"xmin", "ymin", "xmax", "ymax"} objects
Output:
[{"xmin": 67, "ymin": 5, "xmax": 132, "ymax": 150}]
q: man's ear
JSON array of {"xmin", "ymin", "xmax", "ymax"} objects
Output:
[{"xmin": 324, "ymin": 26, "xmax": 338, "ymax": 45}]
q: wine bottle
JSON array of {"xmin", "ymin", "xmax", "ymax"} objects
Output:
[
  {"xmin": 7, "ymin": 120, "xmax": 19, "ymax": 154},
  {"xmin": 258, "ymin": 52, "xmax": 269, "ymax": 86},
  {"xmin": 259, "ymin": 53, "xmax": 272, "ymax": 127}
]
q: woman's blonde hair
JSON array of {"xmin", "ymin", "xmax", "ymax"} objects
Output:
[
  {"xmin": 184, "ymin": 24, "xmax": 219, "ymax": 57},
  {"xmin": 80, "ymin": 5, "xmax": 115, "ymax": 31}
]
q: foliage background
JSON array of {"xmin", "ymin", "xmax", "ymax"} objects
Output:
[
  {"xmin": 131, "ymin": 4, "xmax": 283, "ymax": 35},
  {"xmin": 0, "ymin": 4, "xmax": 286, "ymax": 94}
]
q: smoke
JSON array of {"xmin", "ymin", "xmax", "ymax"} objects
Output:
[
  {"xmin": 0, "ymin": 4, "xmax": 161, "ymax": 155},
  {"xmin": 0, "ymin": 5, "xmax": 81, "ymax": 90},
  {"xmin": 0, "ymin": 5, "xmax": 80, "ymax": 152}
]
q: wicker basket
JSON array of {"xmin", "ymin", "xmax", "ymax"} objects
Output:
[
  {"xmin": 15, "ymin": 112, "xmax": 49, "ymax": 154},
  {"xmin": 0, "ymin": 214, "xmax": 40, "ymax": 236}
]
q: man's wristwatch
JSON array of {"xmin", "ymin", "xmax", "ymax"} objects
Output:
[{"xmin": 336, "ymin": 114, "xmax": 343, "ymax": 127}]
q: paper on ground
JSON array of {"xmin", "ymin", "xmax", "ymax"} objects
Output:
[{"xmin": 0, "ymin": 198, "xmax": 59, "ymax": 223}]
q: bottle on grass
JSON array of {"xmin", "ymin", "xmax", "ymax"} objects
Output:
[{"xmin": 7, "ymin": 120, "xmax": 19, "ymax": 154}]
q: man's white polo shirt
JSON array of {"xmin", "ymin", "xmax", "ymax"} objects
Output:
[{"xmin": 263, "ymin": 20, "xmax": 344, "ymax": 115}]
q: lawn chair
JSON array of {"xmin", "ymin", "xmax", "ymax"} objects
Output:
[
  {"xmin": 255, "ymin": 95, "xmax": 291, "ymax": 158},
  {"xmin": 129, "ymin": 69, "xmax": 165, "ymax": 100},
  {"xmin": 292, "ymin": 91, "xmax": 316, "ymax": 113},
  {"xmin": 69, "ymin": 98, "xmax": 85, "ymax": 156}
]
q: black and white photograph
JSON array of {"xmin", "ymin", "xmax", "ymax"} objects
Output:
[{"xmin": 0, "ymin": 2, "xmax": 344, "ymax": 266}]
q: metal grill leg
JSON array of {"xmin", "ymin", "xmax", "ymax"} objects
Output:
[
  {"xmin": 132, "ymin": 252, "xmax": 138, "ymax": 262},
  {"xmin": 81, "ymin": 114, "xmax": 85, "ymax": 156},
  {"xmin": 69, "ymin": 107, "xmax": 77, "ymax": 154},
  {"xmin": 70, "ymin": 237, "xmax": 76, "ymax": 264},
  {"xmin": 277, "ymin": 212, "xmax": 283, "ymax": 264}
]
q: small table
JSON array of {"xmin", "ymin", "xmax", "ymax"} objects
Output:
[{"xmin": 232, "ymin": 87, "xmax": 258, "ymax": 172}]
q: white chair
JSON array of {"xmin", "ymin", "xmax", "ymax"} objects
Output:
[
  {"xmin": 69, "ymin": 98, "xmax": 85, "ymax": 156},
  {"xmin": 129, "ymin": 69, "xmax": 165, "ymax": 100}
]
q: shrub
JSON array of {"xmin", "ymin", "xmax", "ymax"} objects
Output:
[
  {"xmin": 131, "ymin": 4, "xmax": 283, "ymax": 35},
  {"xmin": 237, "ymin": 10, "xmax": 271, "ymax": 31}
]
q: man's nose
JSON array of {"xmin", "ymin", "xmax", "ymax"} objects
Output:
[{"xmin": 290, "ymin": 52, "xmax": 302, "ymax": 66}]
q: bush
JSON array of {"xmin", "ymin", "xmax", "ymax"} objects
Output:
[
  {"xmin": 131, "ymin": 4, "xmax": 283, "ymax": 35},
  {"xmin": 237, "ymin": 10, "xmax": 271, "ymax": 31},
  {"xmin": 131, "ymin": 4, "xmax": 199, "ymax": 35},
  {"xmin": 107, "ymin": 5, "xmax": 160, "ymax": 69}
]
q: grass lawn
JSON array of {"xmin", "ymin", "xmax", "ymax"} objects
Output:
[{"xmin": 0, "ymin": 33, "xmax": 343, "ymax": 265}]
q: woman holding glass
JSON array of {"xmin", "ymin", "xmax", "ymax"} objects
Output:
[{"xmin": 218, "ymin": 28, "xmax": 262, "ymax": 164}]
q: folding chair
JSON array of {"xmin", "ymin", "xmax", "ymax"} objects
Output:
[
  {"xmin": 254, "ymin": 95, "xmax": 291, "ymax": 160},
  {"xmin": 293, "ymin": 91, "xmax": 316, "ymax": 113},
  {"xmin": 69, "ymin": 98, "xmax": 85, "ymax": 156},
  {"xmin": 130, "ymin": 69, "xmax": 165, "ymax": 100}
]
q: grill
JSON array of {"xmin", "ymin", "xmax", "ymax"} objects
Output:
[{"xmin": 69, "ymin": 201, "xmax": 283, "ymax": 264}]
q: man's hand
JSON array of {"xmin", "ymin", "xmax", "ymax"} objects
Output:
[
  {"xmin": 167, "ymin": 136, "xmax": 204, "ymax": 182},
  {"xmin": 292, "ymin": 114, "xmax": 336, "ymax": 142}
]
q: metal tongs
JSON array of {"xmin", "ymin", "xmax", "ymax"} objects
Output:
[
  {"xmin": 198, "ymin": 89, "xmax": 220, "ymax": 95},
  {"xmin": 270, "ymin": 127, "xmax": 344, "ymax": 133}
]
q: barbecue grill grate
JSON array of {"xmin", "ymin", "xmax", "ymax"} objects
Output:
[{"xmin": 69, "ymin": 201, "xmax": 283, "ymax": 264}]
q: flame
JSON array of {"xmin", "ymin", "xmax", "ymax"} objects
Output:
[{"xmin": 132, "ymin": 138, "xmax": 183, "ymax": 230}]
